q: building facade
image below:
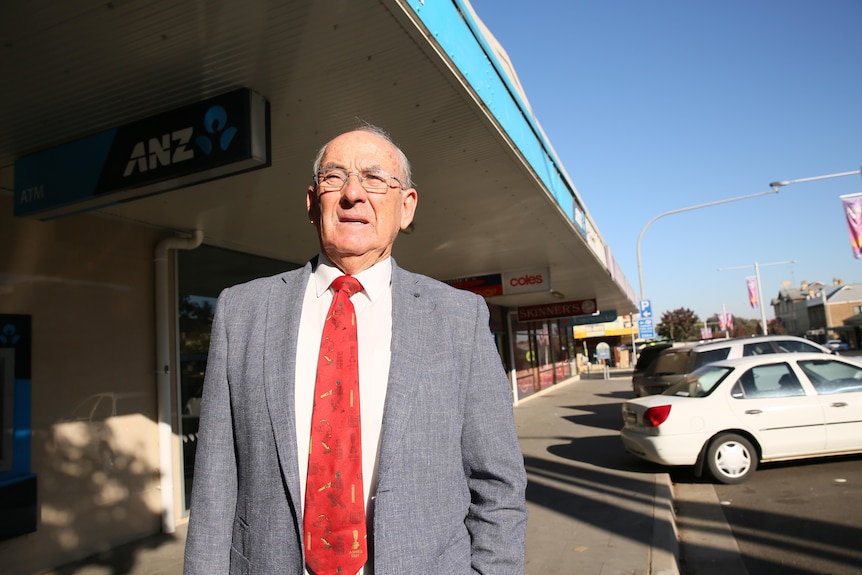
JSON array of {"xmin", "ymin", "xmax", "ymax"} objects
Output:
[
  {"xmin": 0, "ymin": 1, "xmax": 637, "ymax": 572},
  {"xmin": 771, "ymin": 280, "xmax": 861, "ymax": 346}
]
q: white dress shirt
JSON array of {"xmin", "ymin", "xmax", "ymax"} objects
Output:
[{"xmin": 295, "ymin": 254, "xmax": 393, "ymax": 575}]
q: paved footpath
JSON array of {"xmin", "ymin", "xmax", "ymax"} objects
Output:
[
  {"xmin": 515, "ymin": 373, "xmax": 679, "ymax": 575},
  {"xmin": 40, "ymin": 372, "xmax": 680, "ymax": 575}
]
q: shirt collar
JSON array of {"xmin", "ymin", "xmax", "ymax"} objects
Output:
[{"xmin": 313, "ymin": 253, "xmax": 391, "ymax": 302}]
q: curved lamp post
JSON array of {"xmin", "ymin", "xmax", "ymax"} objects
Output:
[
  {"xmin": 769, "ymin": 168, "xmax": 861, "ymax": 190},
  {"xmin": 636, "ymin": 189, "xmax": 779, "ymax": 302},
  {"xmin": 635, "ymin": 166, "xmax": 860, "ymax": 342}
]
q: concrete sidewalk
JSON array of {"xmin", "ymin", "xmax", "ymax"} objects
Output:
[
  {"xmin": 41, "ymin": 371, "xmax": 680, "ymax": 575},
  {"xmin": 514, "ymin": 372, "xmax": 679, "ymax": 575}
]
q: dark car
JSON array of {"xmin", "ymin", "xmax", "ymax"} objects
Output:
[
  {"xmin": 634, "ymin": 345, "xmax": 695, "ymax": 396},
  {"xmin": 631, "ymin": 342, "xmax": 672, "ymax": 395}
]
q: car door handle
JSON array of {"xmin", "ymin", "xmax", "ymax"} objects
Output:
[
  {"xmin": 830, "ymin": 402, "xmax": 848, "ymax": 408},
  {"xmin": 745, "ymin": 409, "xmax": 762, "ymax": 415}
]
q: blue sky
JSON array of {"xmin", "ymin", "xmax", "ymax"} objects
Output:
[{"xmin": 468, "ymin": 0, "xmax": 862, "ymax": 324}]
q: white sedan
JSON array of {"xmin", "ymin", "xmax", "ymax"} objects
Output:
[{"xmin": 620, "ymin": 353, "xmax": 862, "ymax": 483}]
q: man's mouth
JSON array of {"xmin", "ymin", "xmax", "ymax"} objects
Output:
[{"xmin": 339, "ymin": 216, "xmax": 368, "ymax": 224}]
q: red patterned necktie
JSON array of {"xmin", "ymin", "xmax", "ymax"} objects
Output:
[{"xmin": 304, "ymin": 276, "xmax": 367, "ymax": 575}]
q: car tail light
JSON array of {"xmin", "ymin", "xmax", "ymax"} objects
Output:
[{"xmin": 643, "ymin": 405, "xmax": 671, "ymax": 427}]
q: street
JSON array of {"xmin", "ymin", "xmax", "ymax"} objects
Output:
[
  {"xmin": 673, "ymin": 348, "xmax": 862, "ymax": 575},
  {"xmin": 672, "ymin": 435, "xmax": 862, "ymax": 575},
  {"xmin": 581, "ymin": 366, "xmax": 862, "ymax": 575},
  {"xmin": 711, "ymin": 456, "xmax": 860, "ymax": 574}
]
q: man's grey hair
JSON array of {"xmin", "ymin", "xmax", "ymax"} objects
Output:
[{"xmin": 311, "ymin": 122, "xmax": 414, "ymax": 188}]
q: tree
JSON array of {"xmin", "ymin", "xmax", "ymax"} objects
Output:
[
  {"xmin": 656, "ymin": 307, "xmax": 701, "ymax": 342},
  {"xmin": 768, "ymin": 317, "xmax": 787, "ymax": 335},
  {"xmin": 737, "ymin": 317, "xmax": 762, "ymax": 337}
]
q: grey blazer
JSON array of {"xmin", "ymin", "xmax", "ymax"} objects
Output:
[{"xmin": 184, "ymin": 259, "xmax": 527, "ymax": 574}]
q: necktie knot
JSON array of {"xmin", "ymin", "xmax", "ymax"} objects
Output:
[{"xmin": 332, "ymin": 275, "xmax": 362, "ymax": 298}]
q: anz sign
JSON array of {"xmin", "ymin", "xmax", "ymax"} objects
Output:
[
  {"xmin": 123, "ymin": 128, "xmax": 195, "ymax": 177},
  {"xmin": 14, "ymin": 88, "xmax": 270, "ymax": 219}
]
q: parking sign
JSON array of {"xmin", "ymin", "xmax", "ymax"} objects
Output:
[
  {"xmin": 638, "ymin": 318, "xmax": 655, "ymax": 339},
  {"xmin": 639, "ymin": 299, "xmax": 652, "ymax": 318}
]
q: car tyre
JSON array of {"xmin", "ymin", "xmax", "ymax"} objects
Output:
[{"xmin": 706, "ymin": 433, "xmax": 757, "ymax": 484}]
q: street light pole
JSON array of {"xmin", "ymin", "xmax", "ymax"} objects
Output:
[
  {"xmin": 717, "ymin": 260, "xmax": 796, "ymax": 336},
  {"xmin": 769, "ymin": 167, "xmax": 862, "ymax": 190},
  {"xmin": 754, "ymin": 261, "xmax": 766, "ymax": 335},
  {"xmin": 637, "ymin": 189, "xmax": 779, "ymax": 302}
]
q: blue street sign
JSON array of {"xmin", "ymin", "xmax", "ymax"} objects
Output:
[
  {"xmin": 639, "ymin": 299, "xmax": 652, "ymax": 318},
  {"xmin": 638, "ymin": 318, "xmax": 655, "ymax": 339}
]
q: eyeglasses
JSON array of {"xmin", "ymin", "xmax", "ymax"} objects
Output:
[{"xmin": 316, "ymin": 168, "xmax": 404, "ymax": 194}]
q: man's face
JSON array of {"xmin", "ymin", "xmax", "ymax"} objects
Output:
[{"xmin": 307, "ymin": 131, "xmax": 417, "ymax": 274}]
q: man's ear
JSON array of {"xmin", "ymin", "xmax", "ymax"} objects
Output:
[
  {"xmin": 400, "ymin": 188, "xmax": 418, "ymax": 230},
  {"xmin": 307, "ymin": 187, "xmax": 320, "ymax": 224}
]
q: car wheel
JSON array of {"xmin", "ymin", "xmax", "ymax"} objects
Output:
[{"xmin": 705, "ymin": 433, "xmax": 757, "ymax": 484}]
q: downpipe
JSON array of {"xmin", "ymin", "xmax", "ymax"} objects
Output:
[{"xmin": 154, "ymin": 230, "xmax": 204, "ymax": 533}]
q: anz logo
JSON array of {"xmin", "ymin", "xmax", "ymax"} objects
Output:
[{"xmin": 123, "ymin": 105, "xmax": 237, "ymax": 177}]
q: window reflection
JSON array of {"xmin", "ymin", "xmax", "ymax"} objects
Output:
[
  {"xmin": 177, "ymin": 245, "xmax": 297, "ymax": 512},
  {"xmin": 512, "ymin": 316, "xmax": 574, "ymax": 400}
]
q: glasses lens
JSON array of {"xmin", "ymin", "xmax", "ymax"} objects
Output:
[
  {"xmin": 319, "ymin": 170, "xmax": 347, "ymax": 191},
  {"xmin": 317, "ymin": 169, "xmax": 399, "ymax": 193},
  {"xmin": 360, "ymin": 171, "xmax": 389, "ymax": 193}
]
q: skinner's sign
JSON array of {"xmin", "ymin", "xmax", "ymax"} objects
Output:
[{"xmin": 517, "ymin": 299, "xmax": 597, "ymax": 322}]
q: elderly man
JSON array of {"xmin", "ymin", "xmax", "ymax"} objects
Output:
[{"xmin": 184, "ymin": 124, "xmax": 527, "ymax": 575}]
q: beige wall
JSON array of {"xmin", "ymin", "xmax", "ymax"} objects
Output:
[
  {"xmin": 829, "ymin": 301, "xmax": 860, "ymax": 327},
  {"xmin": 0, "ymin": 195, "xmax": 166, "ymax": 573}
]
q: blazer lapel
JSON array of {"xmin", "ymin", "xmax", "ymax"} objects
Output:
[
  {"xmin": 263, "ymin": 261, "xmax": 313, "ymax": 520},
  {"xmin": 376, "ymin": 262, "xmax": 434, "ymax": 479}
]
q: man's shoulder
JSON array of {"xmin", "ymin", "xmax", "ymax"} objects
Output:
[
  {"xmin": 222, "ymin": 263, "xmax": 310, "ymax": 296},
  {"xmin": 393, "ymin": 264, "xmax": 479, "ymax": 303}
]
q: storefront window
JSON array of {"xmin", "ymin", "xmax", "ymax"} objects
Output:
[
  {"xmin": 549, "ymin": 320, "xmax": 572, "ymax": 383},
  {"xmin": 535, "ymin": 323, "xmax": 555, "ymax": 390},
  {"xmin": 512, "ymin": 317, "xmax": 538, "ymax": 400},
  {"xmin": 511, "ymin": 316, "xmax": 574, "ymax": 401},
  {"xmin": 177, "ymin": 245, "xmax": 297, "ymax": 512}
]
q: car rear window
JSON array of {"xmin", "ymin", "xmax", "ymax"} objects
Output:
[
  {"xmin": 635, "ymin": 345, "xmax": 671, "ymax": 372},
  {"xmin": 742, "ymin": 342, "xmax": 775, "ymax": 356},
  {"xmin": 774, "ymin": 339, "xmax": 826, "ymax": 353},
  {"xmin": 689, "ymin": 347, "xmax": 730, "ymax": 371},
  {"xmin": 799, "ymin": 359, "xmax": 862, "ymax": 395},
  {"xmin": 651, "ymin": 349, "xmax": 692, "ymax": 375},
  {"xmin": 665, "ymin": 365, "xmax": 732, "ymax": 397}
]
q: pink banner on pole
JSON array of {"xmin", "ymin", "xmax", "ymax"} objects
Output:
[
  {"xmin": 718, "ymin": 314, "xmax": 726, "ymax": 331},
  {"xmin": 841, "ymin": 193, "xmax": 862, "ymax": 259},
  {"xmin": 726, "ymin": 313, "xmax": 733, "ymax": 329},
  {"xmin": 746, "ymin": 277, "xmax": 758, "ymax": 308}
]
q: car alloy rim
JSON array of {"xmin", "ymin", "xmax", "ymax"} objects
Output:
[{"xmin": 715, "ymin": 441, "xmax": 751, "ymax": 478}]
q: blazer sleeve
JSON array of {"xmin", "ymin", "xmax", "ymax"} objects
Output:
[
  {"xmin": 184, "ymin": 287, "xmax": 238, "ymax": 574},
  {"xmin": 461, "ymin": 294, "xmax": 528, "ymax": 574}
]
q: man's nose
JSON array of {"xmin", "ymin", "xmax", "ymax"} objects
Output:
[{"xmin": 340, "ymin": 172, "xmax": 368, "ymax": 200}]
